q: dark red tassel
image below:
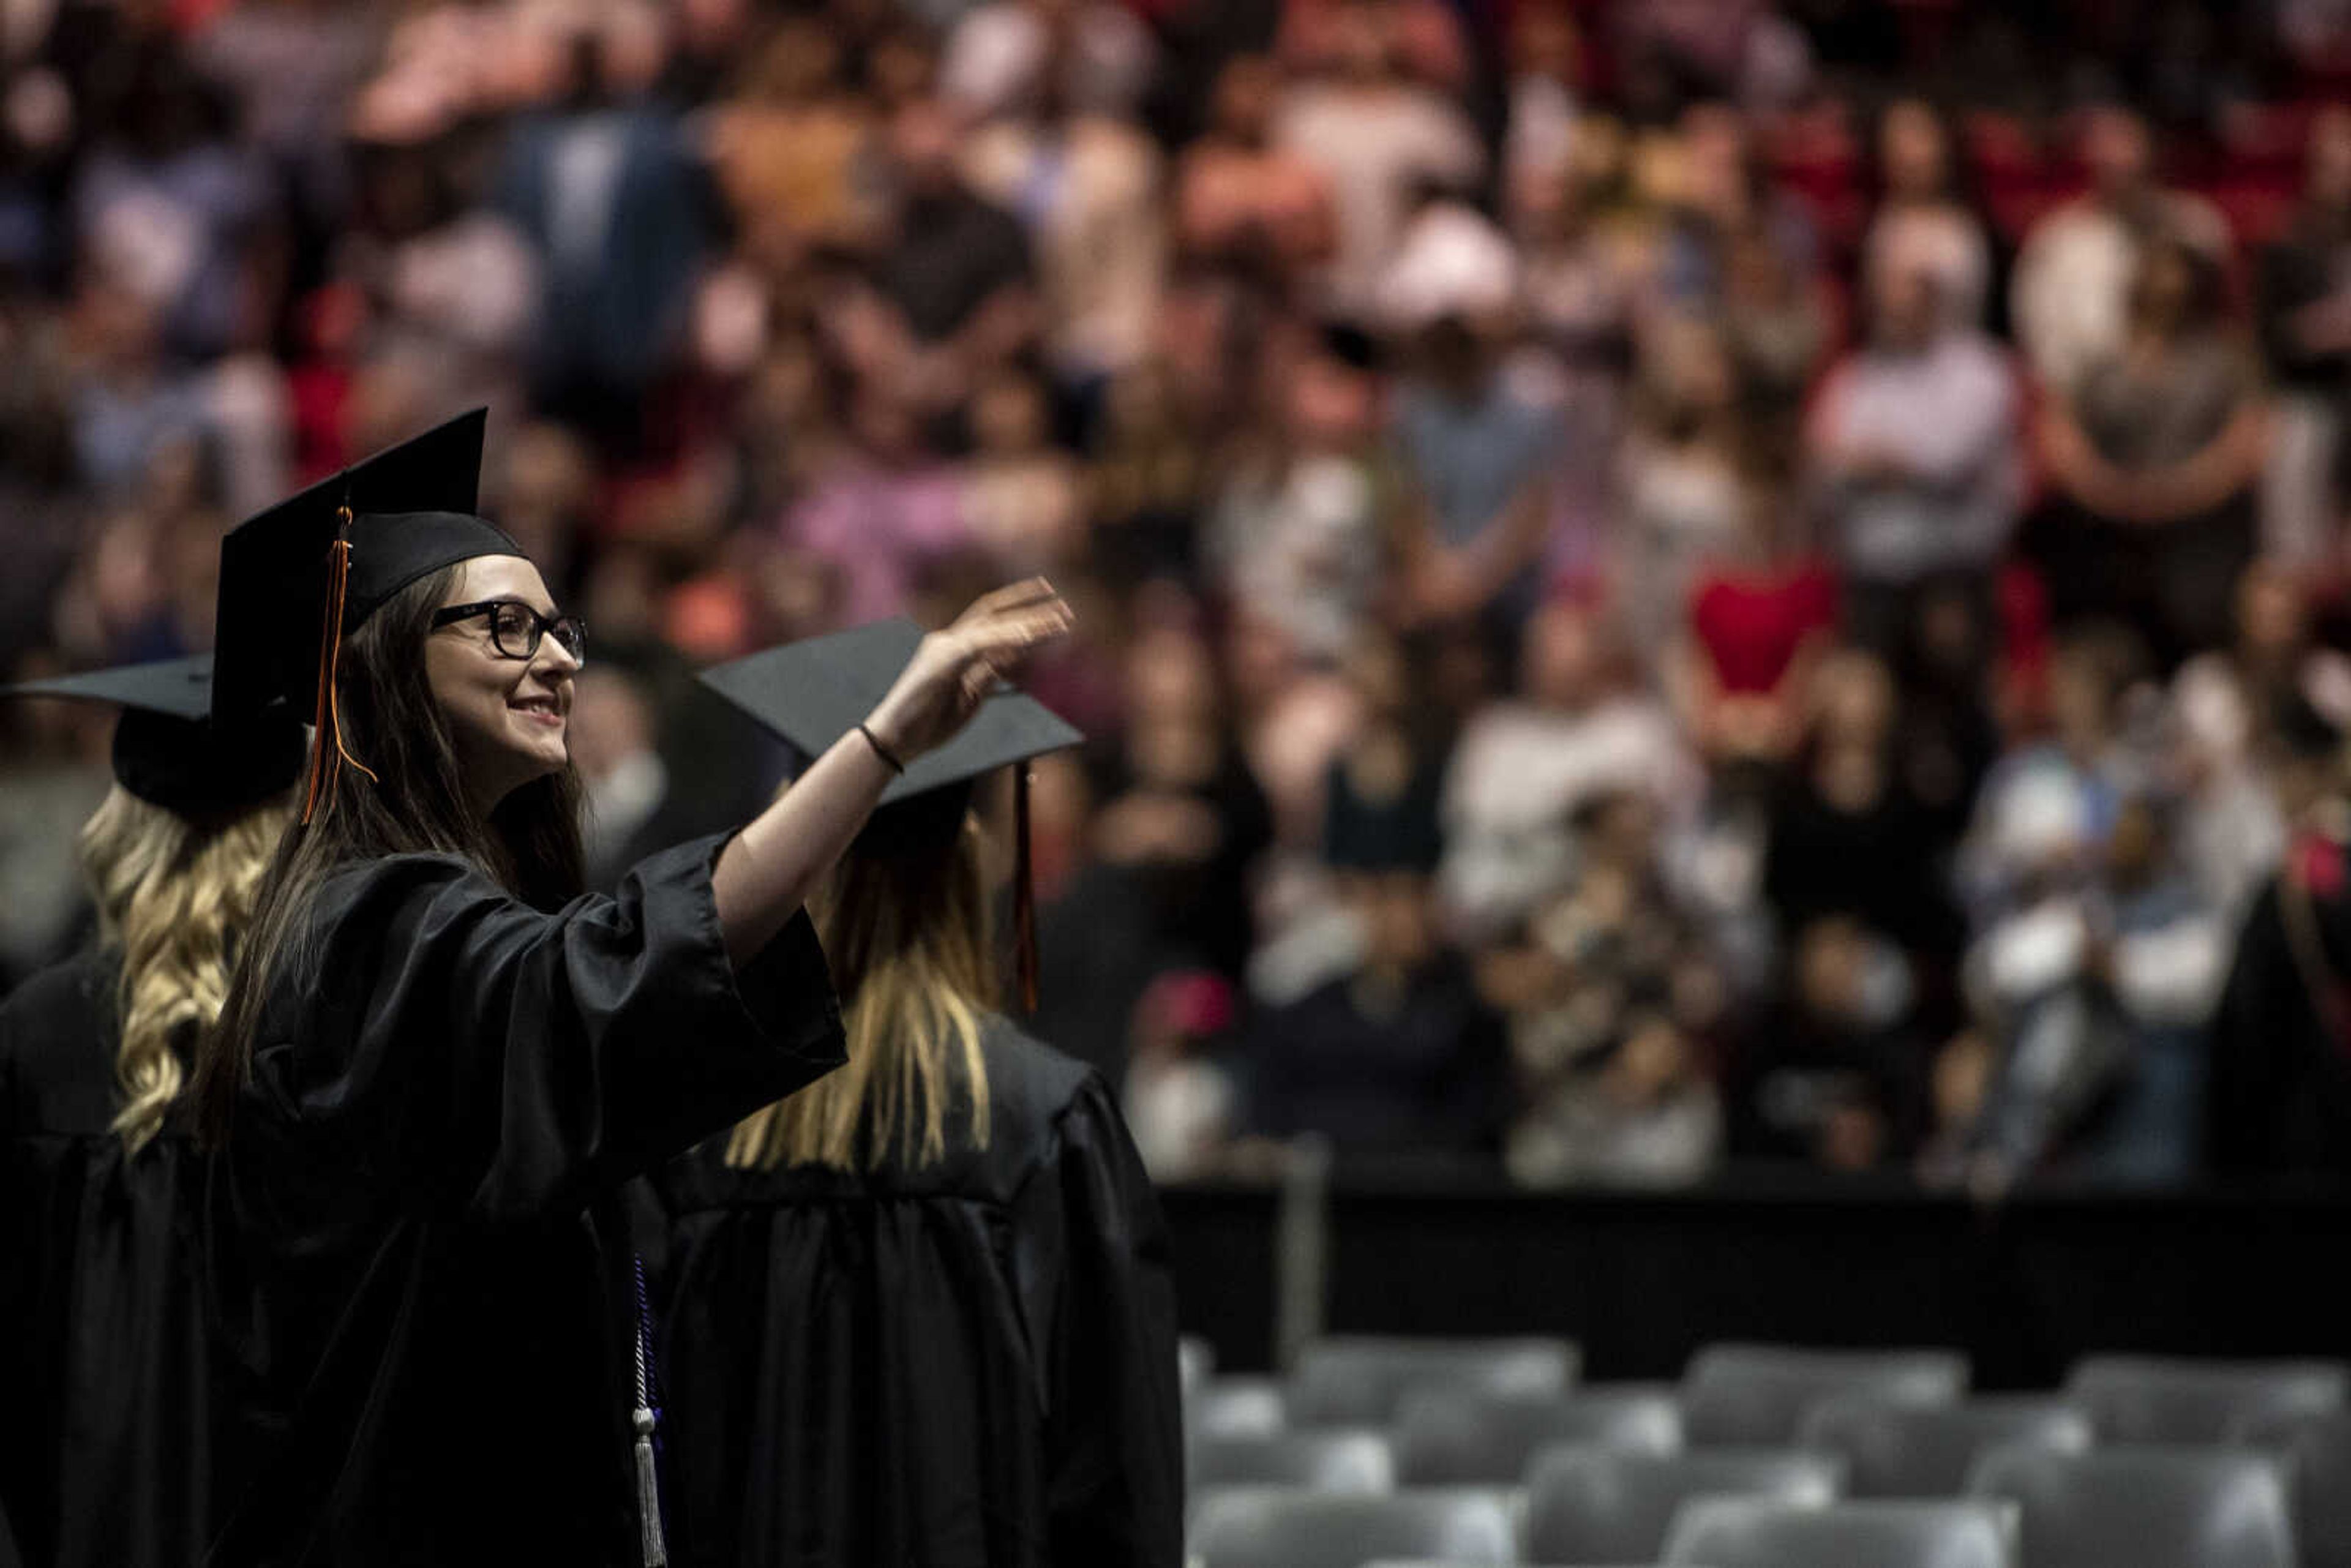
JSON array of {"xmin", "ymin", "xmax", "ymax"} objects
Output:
[{"xmin": 1014, "ymin": 763, "xmax": 1038, "ymax": 1013}]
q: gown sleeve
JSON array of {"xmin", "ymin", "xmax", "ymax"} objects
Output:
[
  {"xmin": 247, "ymin": 833, "xmax": 844, "ymax": 1224},
  {"xmin": 1014, "ymin": 1071, "xmax": 1185, "ymax": 1567}
]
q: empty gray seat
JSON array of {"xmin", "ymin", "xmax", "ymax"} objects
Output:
[
  {"xmin": 2233, "ymin": 1409, "xmax": 2351, "ymax": 1568},
  {"xmin": 1287, "ymin": 1336, "xmax": 1580, "ymax": 1426},
  {"xmin": 1523, "ymin": 1446, "xmax": 1846, "ymax": 1563},
  {"xmin": 1968, "ymin": 1445, "xmax": 2296, "ymax": 1568},
  {"xmin": 1393, "ymin": 1384, "xmax": 1683, "ymax": 1484},
  {"xmin": 1190, "ymin": 1376, "xmax": 1288, "ymax": 1439},
  {"xmin": 1681, "ymin": 1345, "xmax": 1968, "ymax": 1446},
  {"xmin": 1190, "ymin": 1430, "xmax": 1394, "ymax": 1494},
  {"xmin": 1663, "ymin": 1498, "xmax": 2019, "ymax": 1568},
  {"xmin": 1188, "ymin": 1487, "xmax": 1518, "ymax": 1568},
  {"xmin": 2065, "ymin": 1356, "xmax": 2349, "ymax": 1444},
  {"xmin": 1799, "ymin": 1397, "xmax": 2093, "ymax": 1497}
]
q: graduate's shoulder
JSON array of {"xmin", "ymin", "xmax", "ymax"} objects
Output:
[
  {"xmin": 0, "ymin": 945, "xmax": 119, "ymax": 1122},
  {"xmin": 976, "ymin": 1015, "xmax": 1131, "ymax": 1161}
]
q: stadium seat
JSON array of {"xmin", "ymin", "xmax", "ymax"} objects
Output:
[
  {"xmin": 1681, "ymin": 1345, "xmax": 1968, "ymax": 1445},
  {"xmin": 1663, "ymin": 1496, "xmax": 2020, "ymax": 1568},
  {"xmin": 1190, "ymin": 1429, "xmax": 1395, "ymax": 1493},
  {"xmin": 1392, "ymin": 1384, "xmax": 1683, "ymax": 1484},
  {"xmin": 1968, "ymin": 1446, "xmax": 2297, "ymax": 1568},
  {"xmin": 1190, "ymin": 1376, "xmax": 1288, "ymax": 1439},
  {"xmin": 1188, "ymin": 1487, "xmax": 1519, "ymax": 1568},
  {"xmin": 2064, "ymin": 1356, "xmax": 2350, "ymax": 1444},
  {"xmin": 1286, "ymin": 1335, "xmax": 1580, "ymax": 1426},
  {"xmin": 1523, "ymin": 1446, "xmax": 1846, "ymax": 1564},
  {"xmin": 2231, "ymin": 1409, "xmax": 2351, "ymax": 1568},
  {"xmin": 1799, "ymin": 1395, "xmax": 2093, "ymax": 1497}
]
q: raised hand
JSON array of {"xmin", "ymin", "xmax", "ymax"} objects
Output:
[{"xmin": 863, "ymin": 579, "xmax": 1074, "ymax": 762}]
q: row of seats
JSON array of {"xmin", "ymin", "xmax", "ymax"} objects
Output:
[
  {"xmin": 1187, "ymin": 1446, "xmax": 2305, "ymax": 1567},
  {"xmin": 1173, "ymin": 1340, "xmax": 2351, "ymax": 1568},
  {"xmin": 1183, "ymin": 1337, "xmax": 2349, "ymax": 1448}
]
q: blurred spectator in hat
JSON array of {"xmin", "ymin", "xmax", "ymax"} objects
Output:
[
  {"xmin": 1862, "ymin": 96, "xmax": 1993, "ymax": 331},
  {"xmin": 1382, "ymin": 201, "xmax": 1564, "ymax": 640},
  {"xmin": 1274, "ymin": 1, "xmax": 1482, "ymax": 322},
  {"xmin": 940, "ymin": 0, "xmax": 1156, "ymax": 125},
  {"xmin": 2011, "ymin": 102, "xmax": 2232, "ymax": 397},
  {"xmin": 1441, "ymin": 598, "xmax": 1697, "ymax": 945},
  {"xmin": 2256, "ymin": 105, "xmax": 2351, "ymax": 572},
  {"xmin": 1175, "ymin": 53, "xmax": 1336, "ymax": 285},
  {"xmin": 1245, "ymin": 729, "xmax": 1510, "ymax": 1156},
  {"xmin": 2036, "ymin": 236, "xmax": 2271, "ymax": 667},
  {"xmin": 1806, "ymin": 232, "xmax": 2023, "ymax": 656}
]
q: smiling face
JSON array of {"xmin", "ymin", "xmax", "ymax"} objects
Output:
[{"xmin": 424, "ymin": 556, "xmax": 578, "ymax": 816}]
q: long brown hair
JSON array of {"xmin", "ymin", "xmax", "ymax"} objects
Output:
[
  {"xmin": 78, "ymin": 786, "xmax": 292, "ymax": 1153},
  {"xmin": 197, "ymin": 563, "xmax": 587, "ymax": 1144},
  {"xmin": 726, "ymin": 803, "xmax": 996, "ymax": 1172}
]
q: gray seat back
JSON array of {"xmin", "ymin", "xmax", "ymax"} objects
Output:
[
  {"xmin": 1190, "ymin": 1376, "xmax": 1288, "ymax": 1440},
  {"xmin": 1664, "ymin": 1498, "xmax": 2020, "ymax": 1568},
  {"xmin": 1190, "ymin": 1429, "xmax": 1395, "ymax": 1494},
  {"xmin": 2065, "ymin": 1356, "xmax": 2349, "ymax": 1444},
  {"xmin": 1681, "ymin": 1344, "xmax": 1968, "ymax": 1446},
  {"xmin": 1968, "ymin": 1444, "xmax": 2297, "ymax": 1568},
  {"xmin": 1288, "ymin": 1336, "xmax": 1580, "ymax": 1426},
  {"xmin": 2235, "ymin": 1409, "xmax": 2351, "ymax": 1568},
  {"xmin": 1523, "ymin": 1446, "xmax": 1846, "ymax": 1564},
  {"xmin": 1394, "ymin": 1385, "xmax": 1683, "ymax": 1484},
  {"xmin": 1189, "ymin": 1487, "xmax": 1519, "ymax": 1568},
  {"xmin": 1799, "ymin": 1396, "xmax": 2093, "ymax": 1497}
]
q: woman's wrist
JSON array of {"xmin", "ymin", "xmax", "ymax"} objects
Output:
[{"xmin": 857, "ymin": 720, "xmax": 907, "ymax": 775}]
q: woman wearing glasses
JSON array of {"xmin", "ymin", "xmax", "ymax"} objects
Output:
[{"xmin": 192, "ymin": 413, "xmax": 1071, "ymax": 1568}]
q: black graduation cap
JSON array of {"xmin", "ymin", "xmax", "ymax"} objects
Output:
[
  {"xmin": 4, "ymin": 655, "xmax": 305, "ymax": 816},
  {"xmin": 211, "ymin": 408, "xmax": 509, "ymax": 729},
  {"xmin": 211, "ymin": 408, "xmax": 514, "ymax": 818},
  {"xmin": 698, "ymin": 618, "xmax": 1083, "ymax": 1007}
]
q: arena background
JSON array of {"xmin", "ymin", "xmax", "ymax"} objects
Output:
[{"xmin": 7, "ymin": 0, "xmax": 2351, "ymax": 1375}]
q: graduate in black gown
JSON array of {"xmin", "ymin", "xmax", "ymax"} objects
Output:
[
  {"xmin": 649, "ymin": 622, "xmax": 1183, "ymax": 1568},
  {"xmin": 192, "ymin": 415, "xmax": 1073, "ymax": 1567},
  {"xmin": 0, "ymin": 656, "xmax": 302, "ymax": 1568}
]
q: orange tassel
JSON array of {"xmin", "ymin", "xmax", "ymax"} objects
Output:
[
  {"xmin": 1015, "ymin": 763, "xmax": 1038, "ymax": 1014},
  {"xmin": 300, "ymin": 507, "xmax": 377, "ymax": 825}
]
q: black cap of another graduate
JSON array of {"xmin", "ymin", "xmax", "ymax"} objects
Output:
[
  {"xmin": 699, "ymin": 618, "xmax": 1082, "ymax": 1008},
  {"xmin": 5, "ymin": 655, "xmax": 305, "ymax": 816},
  {"xmin": 697, "ymin": 618, "xmax": 1082, "ymax": 833},
  {"xmin": 211, "ymin": 408, "xmax": 514, "ymax": 728}
]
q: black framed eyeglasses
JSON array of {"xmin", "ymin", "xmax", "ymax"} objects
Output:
[{"xmin": 430, "ymin": 599, "xmax": 588, "ymax": 664}]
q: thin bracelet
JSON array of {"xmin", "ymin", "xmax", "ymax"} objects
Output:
[{"xmin": 857, "ymin": 721, "xmax": 907, "ymax": 775}]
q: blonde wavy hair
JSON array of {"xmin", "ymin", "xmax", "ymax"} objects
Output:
[
  {"xmin": 727, "ymin": 806, "xmax": 996, "ymax": 1172},
  {"xmin": 79, "ymin": 786, "xmax": 291, "ymax": 1154}
]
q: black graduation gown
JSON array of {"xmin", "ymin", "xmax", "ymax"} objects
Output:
[
  {"xmin": 646, "ymin": 1018, "xmax": 1183, "ymax": 1568},
  {"xmin": 203, "ymin": 836, "xmax": 844, "ymax": 1567},
  {"xmin": 0, "ymin": 948, "xmax": 216, "ymax": 1568},
  {"xmin": 2207, "ymin": 866, "xmax": 2351, "ymax": 1179}
]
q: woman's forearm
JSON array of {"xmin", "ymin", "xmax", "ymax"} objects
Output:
[{"xmin": 711, "ymin": 730, "xmax": 898, "ymax": 964}]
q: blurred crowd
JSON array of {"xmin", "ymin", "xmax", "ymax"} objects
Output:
[{"xmin": 7, "ymin": 0, "xmax": 2351, "ymax": 1191}]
